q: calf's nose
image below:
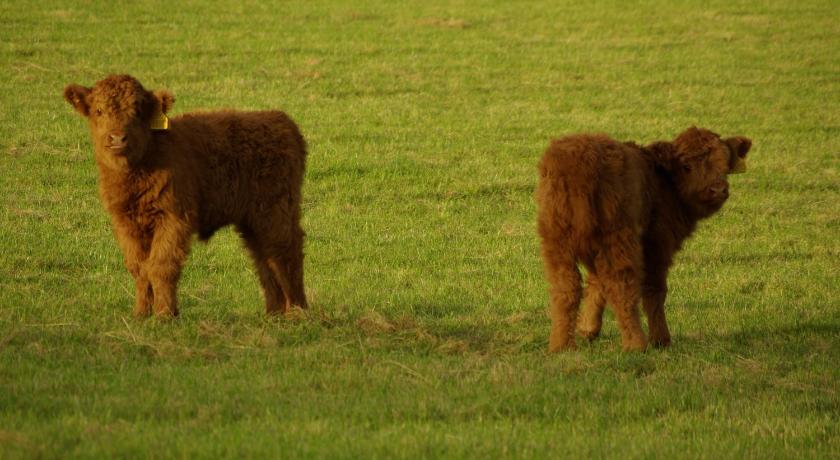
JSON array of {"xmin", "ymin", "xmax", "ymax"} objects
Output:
[
  {"xmin": 710, "ymin": 182, "xmax": 729, "ymax": 196},
  {"xmin": 109, "ymin": 133, "xmax": 126, "ymax": 144}
]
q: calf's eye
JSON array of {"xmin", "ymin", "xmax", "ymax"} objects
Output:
[{"xmin": 682, "ymin": 164, "xmax": 692, "ymax": 173}]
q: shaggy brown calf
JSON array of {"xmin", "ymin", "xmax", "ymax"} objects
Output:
[
  {"xmin": 536, "ymin": 127, "xmax": 751, "ymax": 351},
  {"xmin": 64, "ymin": 74, "xmax": 308, "ymax": 318}
]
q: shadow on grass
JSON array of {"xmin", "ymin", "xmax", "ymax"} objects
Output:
[
  {"xmin": 690, "ymin": 250, "xmax": 815, "ymax": 264},
  {"xmin": 696, "ymin": 322, "xmax": 840, "ymax": 361},
  {"xmin": 419, "ymin": 183, "xmax": 534, "ymax": 202},
  {"xmin": 725, "ymin": 322, "xmax": 840, "ymax": 342},
  {"xmin": 677, "ymin": 321, "xmax": 840, "ymax": 350},
  {"xmin": 307, "ymin": 164, "xmax": 371, "ymax": 182}
]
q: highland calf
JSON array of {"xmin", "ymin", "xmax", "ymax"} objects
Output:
[
  {"xmin": 64, "ymin": 74, "xmax": 308, "ymax": 318},
  {"xmin": 536, "ymin": 127, "xmax": 751, "ymax": 351}
]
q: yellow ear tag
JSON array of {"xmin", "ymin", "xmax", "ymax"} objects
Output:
[
  {"xmin": 730, "ymin": 157, "xmax": 747, "ymax": 174},
  {"xmin": 150, "ymin": 109, "xmax": 169, "ymax": 131}
]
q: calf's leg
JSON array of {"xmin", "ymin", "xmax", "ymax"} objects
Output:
[
  {"xmin": 641, "ymin": 248, "xmax": 672, "ymax": 347},
  {"xmin": 642, "ymin": 277, "xmax": 671, "ymax": 348},
  {"xmin": 241, "ymin": 208, "xmax": 308, "ymax": 315},
  {"xmin": 114, "ymin": 228, "xmax": 153, "ymax": 317},
  {"xmin": 595, "ymin": 230, "xmax": 647, "ymax": 351},
  {"xmin": 262, "ymin": 223, "xmax": 308, "ymax": 313},
  {"xmin": 276, "ymin": 221, "xmax": 307, "ymax": 311},
  {"xmin": 238, "ymin": 224, "xmax": 287, "ymax": 314},
  {"xmin": 541, "ymin": 244, "xmax": 582, "ymax": 352},
  {"xmin": 245, "ymin": 238, "xmax": 285, "ymax": 313},
  {"xmin": 577, "ymin": 272, "xmax": 607, "ymax": 340},
  {"xmin": 133, "ymin": 278, "xmax": 154, "ymax": 318},
  {"xmin": 146, "ymin": 217, "xmax": 191, "ymax": 318}
]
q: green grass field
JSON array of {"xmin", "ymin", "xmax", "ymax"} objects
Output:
[{"xmin": 1, "ymin": 0, "xmax": 838, "ymax": 458}]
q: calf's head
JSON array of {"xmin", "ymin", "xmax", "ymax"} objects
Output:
[
  {"xmin": 64, "ymin": 74, "xmax": 174, "ymax": 168},
  {"xmin": 648, "ymin": 127, "xmax": 751, "ymax": 218}
]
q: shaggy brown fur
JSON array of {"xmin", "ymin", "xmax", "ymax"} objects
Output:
[
  {"xmin": 64, "ymin": 74, "xmax": 308, "ymax": 318},
  {"xmin": 536, "ymin": 127, "xmax": 751, "ymax": 351}
]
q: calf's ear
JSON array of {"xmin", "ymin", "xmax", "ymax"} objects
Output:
[
  {"xmin": 153, "ymin": 90, "xmax": 175, "ymax": 114},
  {"xmin": 64, "ymin": 84, "xmax": 91, "ymax": 117},
  {"xmin": 725, "ymin": 136, "xmax": 751, "ymax": 159},
  {"xmin": 725, "ymin": 136, "xmax": 752, "ymax": 174},
  {"xmin": 645, "ymin": 141, "xmax": 678, "ymax": 172}
]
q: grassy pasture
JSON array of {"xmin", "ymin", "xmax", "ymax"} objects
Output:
[{"xmin": 1, "ymin": 0, "xmax": 838, "ymax": 458}]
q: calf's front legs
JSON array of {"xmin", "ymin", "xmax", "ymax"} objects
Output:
[
  {"xmin": 114, "ymin": 228, "xmax": 153, "ymax": 317},
  {"xmin": 143, "ymin": 215, "xmax": 192, "ymax": 318},
  {"xmin": 642, "ymin": 277, "xmax": 671, "ymax": 348},
  {"xmin": 641, "ymin": 247, "xmax": 672, "ymax": 348}
]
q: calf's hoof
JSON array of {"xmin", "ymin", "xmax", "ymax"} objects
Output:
[
  {"xmin": 620, "ymin": 333, "xmax": 648, "ymax": 352},
  {"xmin": 133, "ymin": 304, "xmax": 152, "ymax": 318},
  {"xmin": 153, "ymin": 307, "xmax": 179, "ymax": 319},
  {"xmin": 650, "ymin": 334, "xmax": 671, "ymax": 348},
  {"xmin": 548, "ymin": 342, "xmax": 577, "ymax": 353},
  {"xmin": 576, "ymin": 326, "xmax": 601, "ymax": 341},
  {"xmin": 548, "ymin": 332, "xmax": 577, "ymax": 353}
]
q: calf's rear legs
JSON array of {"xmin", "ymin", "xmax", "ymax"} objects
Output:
[
  {"xmin": 576, "ymin": 273, "xmax": 607, "ymax": 340},
  {"xmin": 593, "ymin": 230, "xmax": 647, "ymax": 351},
  {"xmin": 238, "ymin": 211, "xmax": 307, "ymax": 315},
  {"xmin": 542, "ymin": 245, "xmax": 582, "ymax": 352}
]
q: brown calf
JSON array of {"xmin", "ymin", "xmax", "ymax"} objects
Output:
[
  {"xmin": 536, "ymin": 127, "xmax": 751, "ymax": 351},
  {"xmin": 64, "ymin": 74, "xmax": 308, "ymax": 318}
]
